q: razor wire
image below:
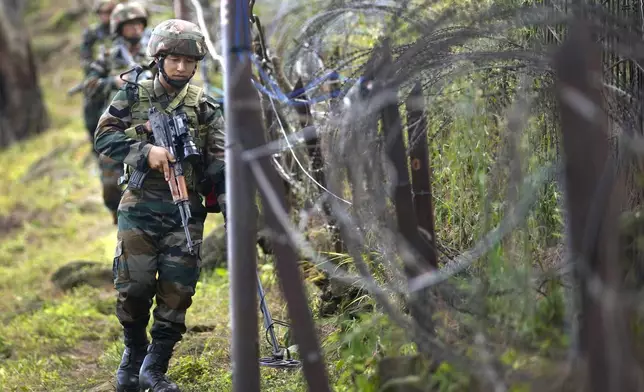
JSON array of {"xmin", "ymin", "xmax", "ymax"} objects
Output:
[
  {"xmin": 188, "ymin": 0, "xmax": 644, "ymax": 388},
  {"xmin": 187, "ymin": 0, "xmax": 354, "ymax": 203}
]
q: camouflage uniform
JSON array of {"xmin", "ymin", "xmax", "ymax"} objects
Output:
[
  {"xmin": 86, "ymin": 1, "xmax": 153, "ymax": 225},
  {"xmin": 80, "ymin": 0, "xmax": 117, "ymax": 144},
  {"xmin": 80, "ymin": 0, "xmax": 118, "ymax": 72},
  {"xmin": 94, "ymin": 19, "xmax": 225, "ymax": 392}
]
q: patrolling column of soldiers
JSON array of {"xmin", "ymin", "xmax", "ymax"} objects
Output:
[
  {"xmin": 88, "ymin": 8, "xmax": 226, "ymax": 391},
  {"xmin": 85, "ymin": 1, "xmax": 154, "ymax": 225}
]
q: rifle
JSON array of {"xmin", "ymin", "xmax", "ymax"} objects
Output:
[
  {"xmin": 115, "ymin": 43, "xmax": 154, "ymax": 83},
  {"xmin": 123, "ymin": 68, "xmax": 202, "ymax": 254},
  {"xmin": 67, "ymin": 82, "xmax": 85, "ymax": 96}
]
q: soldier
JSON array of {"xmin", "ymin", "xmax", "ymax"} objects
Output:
[
  {"xmin": 85, "ymin": 1, "xmax": 152, "ymax": 113},
  {"xmin": 80, "ymin": 0, "xmax": 118, "ymax": 73},
  {"xmin": 79, "ymin": 0, "xmax": 118, "ymax": 145},
  {"xmin": 86, "ymin": 1, "xmax": 154, "ymax": 225},
  {"xmin": 94, "ymin": 19, "xmax": 225, "ymax": 392},
  {"xmin": 107, "ymin": 1, "xmax": 153, "ymax": 75}
]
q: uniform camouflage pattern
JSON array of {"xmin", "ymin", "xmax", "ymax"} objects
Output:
[
  {"xmin": 110, "ymin": 1, "xmax": 148, "ymax": 35},
  {"xmin": 80, "ymin": 23, "xmax": 112, "ymax": 152},
  {"xmin": 85, "ymin": 33, "xmax": 154, "ymax": 223},
  {"xmin": 113, "ymin": 188, "xmax": 206, "ymax": 340},
  {"xmin": 81, "ymin": 23, "xmax": 111, "ymax": 74},
  {"xmin": 146, "ymin": 19, "xmax": 208, "ymax": 60},
  {"xmin": 108, "ymin": 34, "xmax": 154, "ymax": 71},
  {"xmin": 94, "ymin": 73, "xmax": 225, "ymax": 342},
  {"xmin": 81, "ymin": 0, "xmax": 118, "ymax": 136}
]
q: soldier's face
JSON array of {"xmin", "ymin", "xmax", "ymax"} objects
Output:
[
  {"xmin": 121, "ymin": 21, "xmax": 145, "ymax": 41},
  {"xmin": 97, "ymin": 6, "xmax": 113, "ymax": 24},
  {"xmin": 163, "ymin": 55, "xmax": 197, "ymax": 80}
]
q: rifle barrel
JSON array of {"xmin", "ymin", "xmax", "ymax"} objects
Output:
[{"xmin": 178, "ymin": 203, "xmax": 194, "ymax": 254}]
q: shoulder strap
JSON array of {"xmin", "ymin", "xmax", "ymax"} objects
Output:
[
  {"xmin": 165, "ymin": 83, "xmax": 190, "ymax": 113},
  {"xmin": 183, "ymin": 84, "xmax": 204, "ymax": 108},
  {"xmin": 130, "ymin": 79, "xmax": 156, "ymax": 110},
  {"xmin": 137, "ymin": 80, "xmax": 154, "ymax": 101},
  {"xmin": 125, "ymin": 83, "xmax": 138, "ymax": 108},
  {"xmin": 130, "ymin": 81, "xmax": 204, "ymax": 115}
]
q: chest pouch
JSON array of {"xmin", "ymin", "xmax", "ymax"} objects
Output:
[{"xmin": 128, "ymin": 80, "xmax": 223, "ymax": 213}]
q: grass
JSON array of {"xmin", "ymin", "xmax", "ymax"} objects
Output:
[
  {"xmin": 0, "ymin": 59, "xmax": 321, "ymax": 392},
  {"xmin": 0, "ymin": 7, "xmax": 337, "ymax": 392},
  {"xmin": 0, "ymin": 56, "xmax": 326, "ymax": 391},
  {"xmin": 1, "ymin": 2, "xmax": 576, "ymax": 392}
]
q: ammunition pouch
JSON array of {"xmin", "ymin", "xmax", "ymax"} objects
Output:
[{"xmin": 124, "ymin": 79, "xmax": 225, "ymax": 215}]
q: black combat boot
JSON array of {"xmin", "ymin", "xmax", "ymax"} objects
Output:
[
  {"xmin": 116, "ymin": 328, "xmax": 149, "ymax": 392},
  {"xmin": 139, "ymin": 341, "xmax": 181, "ymax": 392}
]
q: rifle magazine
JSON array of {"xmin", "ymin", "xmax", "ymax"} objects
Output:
[{"xmin": 127, "ymin": 169, "xmax": 148, "ymax": 190}]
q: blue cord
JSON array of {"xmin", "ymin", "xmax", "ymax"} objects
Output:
[{"xmin": 223, "ymin": 0, "xmax": 361, "ymax": 106}]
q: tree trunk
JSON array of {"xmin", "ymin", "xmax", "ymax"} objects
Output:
[{"xmin": 0, "ymin": 0, "xmax": 48, "ymax": 149}]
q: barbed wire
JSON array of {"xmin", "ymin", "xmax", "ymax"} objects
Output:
[{"xmin": 184, "ymin": 0, "xmax": 644, "ymax": 388}]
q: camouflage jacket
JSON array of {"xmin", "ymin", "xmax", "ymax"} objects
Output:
[
  {"xmin": 80, "ymin": 23, "xmax": 112, "ymax": 74},
  {"xmin": 85, "ymin": 36, "xmax": 155, "ymax": 105},
  {"xmin": 94, "ymin": 74, "xmax": 225, "ymax": 194}
]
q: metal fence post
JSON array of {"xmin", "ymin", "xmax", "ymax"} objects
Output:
[{"xmin": 222, "ymin": 0, "xmax": 262, "ymax": 390}]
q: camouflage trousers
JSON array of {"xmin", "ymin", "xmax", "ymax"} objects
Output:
[
  {"xmin": 99, "ymin": 155, "xmax": 124, "ymax": 221},
  {"xmin": 113, "ymin": 186, "xmax": 207, "ymax": 343}
]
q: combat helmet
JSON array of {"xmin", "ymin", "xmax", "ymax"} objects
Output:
[
  {"xmin": 92, "ymin": 0, "xmax": 117, "ymax": 14},
  {"xmin": 109, "ymin": 1, "xmax": 148, "ymax": 35},
  {"xmin": 146, "ymin": 19, "xmax": 208, "ymax": 60}
]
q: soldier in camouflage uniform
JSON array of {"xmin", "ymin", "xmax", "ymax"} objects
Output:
[
  {"xmin": 80, "ymin": 0, "xmax": 117, "ymax": 73},
  {"xmin": 80, "ymin": 0, "xmax": 118, "ymax": 144},
  {"xmin": 86, "ymin": 1, "xmax": 153, "ymax": 225},
  {"xmin": 94, "ymin": 19, "xmax": 225, "ymax": 392}
]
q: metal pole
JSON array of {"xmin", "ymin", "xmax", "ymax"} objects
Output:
[
  {"xmin": 251, "ymin": 151, "xmax": 333, "ymax": 391},
  {"xmin": 405, "ymin": 82, "xmax": 438, "ymax": 268},
  {"xmin": 555, "ymin": 21, "xmax": 638, "ymax": 391},
  {"xmin": 222, "ymin": 0, "xmax": 262, "ymax": 390}
]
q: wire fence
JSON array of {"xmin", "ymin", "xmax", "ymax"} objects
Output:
[{"xmin": 160, "ymin": 0, "xmax": 644, "ymax": 389}]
